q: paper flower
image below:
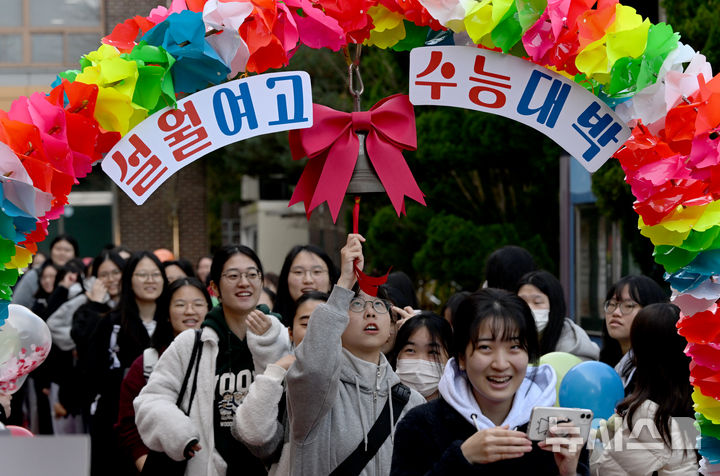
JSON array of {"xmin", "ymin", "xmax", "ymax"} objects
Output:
[
  {"xmin": 639, "ymin": 218, "xmax": 689, "ymax": 246},
  {"xmin": 416, "ymin": 0, "xmax": 466, "ymax": 30},
  {"xmin": 379, "ymin": 0, "xmax": 445, "ymax": 30},
  {"xmin": 672, "ymin": 292, "xmax": 715, "ymax": 316},
  {"xmin": 365, "ymin": 4, "xmax": 408, "ymax": 49},
  {"xmin": 284, "ymin": 0, "xmax": 345, "ymax": 51},
  {"xmin": 464, "ymin": 0, "xmax": 515, "ymax": 48},
  {"xmin": 235, "ymin": 0, "xmax": 295, "ymax": 73},
  {"xmin": 102, "ymin": 16, "xmax": 158, "ymax": 53},
  {"xmin": 74, "ymin": 44, "xmax": 147, "ymax": 134},
  {"xmin": 142, "ymin": 10, "xmax": 230, "ymax": 93},
  {"xmin": 692, "ymin": 363, "xmax": 720, "ymax": 400},
  {"xmin": 576, "ymin": 4, "xmax": 649, "ymax": 84},
  {"xmin": 695, "ymin": 388, "xmax": 720, "ymax": 424},
  {"xmin": 202, "ymin": 0, "xmax": 253, "ymax": 76},
  {"xmin": 678, "ymin": 307, "xmax": 720, "ymax": 344},
  {"xmin": 317, "ymin": 0, "xmax": 378, "ymax": 44},
  {"xmin": 607, "ymin": 22, "xmax": 679, "ymax": 97},
  {"xmin": 123, "ymin": 42, "xmax": 177, "ymax": 114},
  {"xmin": 147, "ymin": 0, "xmax": 189, "ymax": 25}
]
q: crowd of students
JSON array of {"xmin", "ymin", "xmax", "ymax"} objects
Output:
[{"xmin": 0, "ymin": 235, "xmax": 698, "ymax": 475}]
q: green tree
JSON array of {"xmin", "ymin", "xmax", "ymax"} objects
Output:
[{"xmin": 663, "ymin": 0, "xmax": 720, "ymax": 70}]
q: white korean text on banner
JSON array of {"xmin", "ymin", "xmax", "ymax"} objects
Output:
[
  {"xmin": 102, "ymin": 71, "xmax": 313, "ymax": 204},
  {"xmin": 409, "ymin": 46, "xmax": 631, "ymax": 173}
]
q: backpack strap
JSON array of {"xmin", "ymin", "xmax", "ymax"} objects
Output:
[
  {"xmin": 330, "ymin": 383, "xmax": 411, "ymax": 476},
  {"xmin": 176, "ymin": 329, "xmax": 204, "ymax": 415}
]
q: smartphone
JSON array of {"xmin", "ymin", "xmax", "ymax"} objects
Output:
[{"xmin": 527, "ymin": 406, "xmax": 594, "ymax": 443}]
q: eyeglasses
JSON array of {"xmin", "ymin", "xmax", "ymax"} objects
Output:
[
  {"xmin": 133, "ymin": 272, "xmax": 163, "ymax": 282},
  {"xmin": 221, "ymin": 268, "xmax": 262, "ymax": 283},
  {"xmin": 349, "ymin": 297, "xmax": 390, "ymax": 314},
  {"xmin": 98, "ymin": 269, "xmax": 121, "ymax": 280},
  {"xmin": 603, "ymin": 300, "xmax": 639, "ymax": 315},
  {"xmin": 290, "ymin": 267, "xmax": 328, "ymax": 279}
]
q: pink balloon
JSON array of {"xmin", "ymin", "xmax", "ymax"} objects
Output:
[
  {"xmin": 0, "ymin": 305, "xmax": 51, "ymax": 393},
  {"xmin": 6, "ymin": 425, "xmax": 34, "ymax": 437}
]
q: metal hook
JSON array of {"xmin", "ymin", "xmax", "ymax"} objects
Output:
[
  {"xmin": 348, "ymin": 64, "xmax": 364, "ymax": 111},
  {"xmin": 346, "ymin": 44, "xmax": 364, "ymax": 111}
]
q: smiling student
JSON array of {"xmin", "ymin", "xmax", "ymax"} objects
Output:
[
  {"xmin": 286, "ymin": 234, "xmax": 425, "ymax": 475},
  {"xmin": 135, "ymin": 245, "xmax": 287, "ymax": 475},
  {"xmin": 390, "ymin": 289, "xmax": 589, "ymax": 476}
]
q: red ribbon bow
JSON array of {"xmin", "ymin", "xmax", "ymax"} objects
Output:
[{"xmin": 288, "ymin": 94, "xmax": 425, "ymax": 222}]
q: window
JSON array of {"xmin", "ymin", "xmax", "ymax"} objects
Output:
[{"xmin": 0, "ymin": 0, "xmax": 104, "ymax": 68}]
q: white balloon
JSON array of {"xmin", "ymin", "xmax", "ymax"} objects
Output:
[{"xmin": 0, "ymin": 305, "xmax": 51, "ymax": 394}]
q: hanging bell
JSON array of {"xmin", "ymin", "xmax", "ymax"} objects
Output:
[{"xmin": 346, "ymin": 132, "xmax": 385, "ymax": 194}]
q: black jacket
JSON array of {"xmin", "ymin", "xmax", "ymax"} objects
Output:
[{"xmin": 390, "ymin": 398, "xmax": 590, "ymax": 476}]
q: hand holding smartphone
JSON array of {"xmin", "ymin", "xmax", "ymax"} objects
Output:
[{"xmin": 527, "ymin": 406, "xmax": 593, "ymax": 443}]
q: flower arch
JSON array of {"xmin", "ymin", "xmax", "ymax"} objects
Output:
[{"xmin": 0, "ymin": 0, "xmax": 719, "ymax": 467}]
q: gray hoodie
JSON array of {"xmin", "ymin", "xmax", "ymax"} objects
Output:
[
  {"xmin": 554, "ymin": 318, "xmax": 600, "ymax": 361},
  {"xmin": 286, "ymin": 286, "xmax": 425, "ymax": 476}
]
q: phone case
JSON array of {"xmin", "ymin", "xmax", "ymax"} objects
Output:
[{"xmin": 527, "ymin": 406, "xmax": 594, "ymax": 442}]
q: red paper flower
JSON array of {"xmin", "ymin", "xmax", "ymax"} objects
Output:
[
  {"xmin": 318, "ymin": 0, "xmax": 378, "ymax": 44},
  {"xmin": 379, "ymin": 0, "xmax": 444, "ymax": 30},
  {"xmin": 103, "ymin": 16, "xmax": 157, "ymax": 53},
  {"xmin": 691, "ymin": 361, "xmax": 720, "ymax": 399},
  {"xmin": 678, "ymin": 308, "xmax": 720, "ymax": 344},
  {"xmin": 240, "ymin": 0, "xmax": 294, "ymax": 72}
]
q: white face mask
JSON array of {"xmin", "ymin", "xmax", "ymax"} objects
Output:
[
  {"xmin": 395, "ymin": 359, "xmax": 444, "ymax": 398},
  {"xmin": 532, "ymin": 309, "xmax": 550, "ymax": 332}
]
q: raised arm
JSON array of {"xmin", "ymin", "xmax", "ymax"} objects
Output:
[{"xmin": 285, "ymin": 233, "xmax": 363, "ymax": 442}]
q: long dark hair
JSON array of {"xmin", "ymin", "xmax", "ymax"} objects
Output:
[
  {"xmin": 616, "ymin": 303, "xmax": 692, "ymax": 448},
  {"xmin": 599, "ymin": 275, "xmax": 667, "ymax": 367},
  {"xmin": 517, "ymin": 270, "xmax": 566, "ymax": 355},
  {"xmin": 274, "ymin": 244, "xmax": 338, "ymax": 325},
  {"xmin": 388, "ymin": 311, "xmax": 452, "ymax": 368},
  {"xmin": 120, "ymin": 251, "xmax": 168, "ymax": 335},
  {"xmin": 452, "ymin": 288, "xmax": 539, "ymax": 365}
]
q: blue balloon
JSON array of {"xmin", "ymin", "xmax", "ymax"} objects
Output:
[{"xmin": 558, "ymin": 361, "xmax": 624, "ymax": 420}]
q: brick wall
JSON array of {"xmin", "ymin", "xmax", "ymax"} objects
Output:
[
  {"xmin": 106, "ymin": 0, "xmax": 164, "ymax": 32},
  {"xmin": 109, "ymin": 0, "xmax": 210, "ymax": 267},
  {"xmin": 117, "ymin": 160, "xmax": 209, "ymax": 266}
]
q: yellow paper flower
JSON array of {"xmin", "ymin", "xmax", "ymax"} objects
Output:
[
  {"xmin": 365, "ymin": 5, "xmax": 406, "ymax": 49},
  {"xmin": 75, "ymin": 44, "xmax": 146, "ymax": 135},
  {"xmin": 464, "ymin": 0, "xmax": 514, "ymax": 46},
  {"xmin": 576, "ymin": 5, "xmax": 649, "ymax": 83},
  {"xmin": 647, "ymin": 205, "xmax": 702, "ymax": 233},
  {"xmin": 606, "ymin": 5, "xmax": 650, "ymax": 66},
  {"xmin": 639, "ymin": 217, "xmax": 690, "ymax": 246},
  {"xmin": 690, "ymin": 200, "xmax": 720, "ymax": 232},
  {"xmin": 694, "ymin": 388, "xmax": 720, "ymax": 424},
  {"xmin": 5, "ymin": 246, "xmax": 32, "ymax": 270},
  {"xmin": 93, "ymin": 87, "xmax": 148, "ymax": 136}
]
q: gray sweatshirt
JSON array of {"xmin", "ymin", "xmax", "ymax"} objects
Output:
[
  {"xmin": 555, "ymin": 318, "xmax": 600, "ymax": 361},
  {"xmin": 286, "ymin": 286, "xmax": 425, "ymax": 476}
]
